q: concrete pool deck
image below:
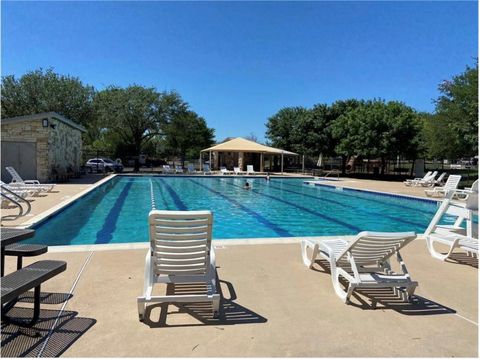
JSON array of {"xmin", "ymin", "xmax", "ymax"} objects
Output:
[
  {"xmin": 1, "ymin": 240, "xmax": 478, "ymax": 357},
  {"xmin": 1, "ymin": 174, "xmax": 477, "ymax": 356}
]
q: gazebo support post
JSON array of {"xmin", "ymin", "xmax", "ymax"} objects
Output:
[
  {"xmin": 209, "ymin": 151, "xmax": 212, "ymax": 169},
  {"xmin": 199, "ymin": 152, "xmax": 202, "ymax": 171},
  {"xmin": 302, "ymin": 155, "xmax": 305, "ymax": 174},
  {"xmin": 281, "ymin": 153, "xmax": 284, "ymax": 174},
  {"xmin": 260, "ymin": 153, "xmax": 264, "ymax": 173}
]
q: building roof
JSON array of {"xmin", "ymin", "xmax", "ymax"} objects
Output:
[
  {"xmin": 1, "ymin": 112, "xmax": 87, "ymax": 132},
  {"xmin": 201, "ymin": 137, "xmax": 297, "ymax": 155}
]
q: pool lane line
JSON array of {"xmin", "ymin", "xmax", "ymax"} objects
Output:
[
  {"xmin": 37, "ymin": 251, "xmax": 95, "ymax": 358},
  {"xmin": 280, "ymin": 180, "xmax": 436, "ymax": 216},
  {"xmin": 187, "ymin": 178, "xmax": 293, "ymax": 237},
  {"xmin": 223, "ymin": 180, "xmax": 361, "ymax": 233},
  {"xmin": 152, "ymin": 179, "xmax": 171, "ymax": 210},
  {"xmin": 257, "ymin": 181, "xmax": 427, "ymax": 228},
  {"xmin": 94, "ymin": 179, "xmax": 134, "ymax": 244},
  {"xmin": 150, "ymin": 179, "xmax": 156, "ymax": 209},
  {"xmin": 155, "ymin": 178, "xmax": 188, "ymax": 210}
]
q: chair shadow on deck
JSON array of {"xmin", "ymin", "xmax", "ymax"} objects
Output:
[
  {"xmin": 142, "ymin": 276, "xmax": 267, "ymax": 328},
  {"xmin": 446, "ymin": 252, "xmax": 478, "ymax": 268},
  {"xmin": 311, "ymin": 259, "xmax": 456, "ymax": 316},
  {"xmin": 1, "ymin": 292, "xmax": 95, "ymax": 357}
]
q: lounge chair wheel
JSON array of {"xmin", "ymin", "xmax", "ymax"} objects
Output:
[
  {"xmin": 213, "ymin": 311, "xmax": 219, "ymax": 319},
  {"xmin": 139, "ymin": 314, "xmax": 144, "ymax": 322}
]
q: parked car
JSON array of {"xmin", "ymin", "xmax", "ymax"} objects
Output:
[{"xmin": 85, "ymin": 158, "xmax": 123, "ymax": 173}]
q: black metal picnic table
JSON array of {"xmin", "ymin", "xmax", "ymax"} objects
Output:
[{"xmin": 1, "ymin": 227, "xmax": 35, "ymax": 276}]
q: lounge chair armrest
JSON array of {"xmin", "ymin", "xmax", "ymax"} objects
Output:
[
  {"xmin": 395, "ymin": 252, "xmax": 411, "ymax": 278},
  {"xmin": 23, "ymin": 180, "xmax": 40, "ymax": 185},
  {"xmin": 143, "ymin": 250, "xmax": 153, "ymax": 298}
]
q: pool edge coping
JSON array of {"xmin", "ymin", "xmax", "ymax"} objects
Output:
[
  {"xmin": 304, "ymin": 180, "xmax": 442, "ymax": 203},
  {"xmin": 46, "ymin": 235, "xmax": 426, "ymax": 253}
]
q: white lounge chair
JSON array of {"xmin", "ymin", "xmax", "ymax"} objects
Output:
[
  {"xmin": 424, "ymin": 198, "xmax": 478, "ymax": 261},
  {"xmin": 0, "ymin": 181, "xmax": 39, "ymax": 197},
  {"xmin": 404, "ymin": 171, "xmax": 432, "ymax": 186},
  {"xmin": 175, "ymin": 165, "xmax": 184, "ymax": 174},
  {"xmin": 452, "ymin": 179, "xmax": 478, "ymax": 199},
  {"xmin": 137, "ymin": 210, "xmax": 220, "ymax": 321},
  {"xmin": 246, "ymin": 165, "xmax": 267, "ymax": 175},
  {"xmin": 422, "ymin": 172, "xmax": 447, "ymax": 187},
  {"xmin": 301, "ymin": 231, "xmax": 418, "ymax": 304},
  {"xmin": 425, "ymin": 175, "xmax": 461, "ymax": 197},
  {"xmin": 5, "ymin": 166, "xmax": 55, "ymax": 192},
  {"xmin": 162, "ymin": 165, "xmax": 174, "ymax": 174},
  {"xmin": 220, "ymin": 167, "xmax": 234, "ymax": 175},
  {"xmin": 234, "ymin": 167, "xmax": 245, "ymax": 175},
  {"xmin": 187, "ymin": 164, "xmax": 197, "ymax": 174},
  {"xmin": 203, "ymin": 164, "xmax": 212, "ymax": 175}
]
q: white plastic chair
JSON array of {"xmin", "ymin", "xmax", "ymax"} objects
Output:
[
  {"xmin": 425, "ymin": 175, "xmax": 462, "ymax": 197},
  {"xmin": 301, "ymin": 231, "xmax": 418, "ymax": 304},
  {"xmin": 424, "ymin": 197, "xmax": 478, "ymax": 261},
  {"xmin": 403, "ymin": 171, "xmax": 432, "ymax": 186},
  {"xmin": 175, "ymin": 165, "xmax": 184, "ymax": 174},
  {"xmin": 220, "ymin": 167, "xmax": 233, "ymax": 175},
  {"xmin": 203, "ymin": 164, "xmax": 212, "ymax": 174},
  {"xmin": 5, "ymin": 166, "xmax": 55, "ymax": 191},
  {"xmin": 234, "ymin": 167, "xmax": 245, "ymax": 175},
  {"xmin": 187, "ymin": 164, "xmax": 197, "ymax": 174},
  {"xmin": 137, "ymin": 210, "xmax": 220, "ymax": 321},
  {"xmin": 162, "ymin": 165, "xmax": 173, "ymax": 174}
]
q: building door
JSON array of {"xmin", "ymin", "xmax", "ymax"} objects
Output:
[{"xmin": 1, "ymin": 141, "xmax": 37, "ymax": 182}]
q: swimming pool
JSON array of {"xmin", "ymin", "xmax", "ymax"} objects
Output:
[{"xmin": 29, "ymin": 176, "xmax": 441, "ymax": 246}]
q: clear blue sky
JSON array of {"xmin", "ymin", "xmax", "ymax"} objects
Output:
[{"xmin": 2, "ymin": 1, "xmax": 477, "ymax": 142}]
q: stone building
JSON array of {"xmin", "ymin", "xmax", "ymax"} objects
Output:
[{"xmin": 1, "ymin": 112, "xmax": 86, "ymax": 182}]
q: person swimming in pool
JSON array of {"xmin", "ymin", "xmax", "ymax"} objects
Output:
[
  {"xmin": 265, "ymin": 174, "xmax": 270, "ymax": 181},
  {"xmin": 244, "ymin": 181, "xmax": 251, "ymax": 190}
]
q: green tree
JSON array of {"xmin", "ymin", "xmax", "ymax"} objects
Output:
[
  {"xmin": 265, "ymin": 107, "xmax": 309, "ymax": 151},
  {"xmin": 422, "ymin": 113, "xmax": 458, "ymax": 160},
  {"xmin": 331, "ymin": 100, "xmax": 422, "ymax": 174},
  {"xmin": 327, "ymin": 99, "xmax": 364, "ymax": 173},
  {"xmin": 433, "ymin": 63, "xmax": 478, "ymax": 157},
  {"xmin": 1, "ymin": 68, "xmax": 96, "ymax": 142},
  {"xmin": 93, "ymin": 85, "xmax": 188, "ymax": 171},
  {"xmin": 163, "ymin": 111, "xmax": 215, "ymax": 166}
]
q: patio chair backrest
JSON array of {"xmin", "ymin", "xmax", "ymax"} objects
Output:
[
  {"xmin": 436, "ymin": 172, "xmax": 447, "ymax": 183},
  {"xmin": 470, "ymin": 179, "xmax": 478, "ymax": 193},
  {"xmin": 5, "ymin": 167, "xmax": 24, "ymax": 183},
  {"xmin": 444, "ymin": 175, "xmax": 462, "ymax": 191},
  {"xmin": 426, "ymin": 171, "xmax": 438, "ymax": 181},
  {"xmin": 336, "ymin": 231, "xmax": 417, "ymax": 267},
  {"xmin": 422, "ymin": 171, "xmax": 432, "ymax": 180},
  {"xmin": 203, "ymin": 164, "xmax": 211, "ymax": 172},
  {"xmin": 247, "ymin": 165, "xmax": 254, "ymax": 173},
  {"xmin": 148, "ymin": 210, "xmax": 213, "ymax": 276},
  {"xmin": 187, "ymin": 164, "xmax": 195, "ymax": 172},
  {"xmin": 424, "ymin": 198, "xmax": 472, "ymax": 236}
]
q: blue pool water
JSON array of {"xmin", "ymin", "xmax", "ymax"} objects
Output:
[{"xmin": 30, "ymin": 176, "xmax": 441, "ymax": 246}]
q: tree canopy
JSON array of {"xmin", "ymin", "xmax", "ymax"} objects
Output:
[
  {"xmin": 1, "ymin": 68, "xmax": 97, "ymax": 142},
  {"xmin": 163, "ymin": 110, "xmax": 215, "ymax": 165},
  {"xmin": 425, "ymin": 63, "xmax": 478, "ymax": 158},
  {"xmin": 331, "ymin": 100, "xmax": 422, "ymax": 173}
]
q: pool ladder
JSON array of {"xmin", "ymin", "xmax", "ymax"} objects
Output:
[{"xmin": 0, "ymin": 185, "xmax": 32, "ymax": 221}]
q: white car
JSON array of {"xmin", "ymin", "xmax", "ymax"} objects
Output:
[{"xmin": 85, "ymin": 158, "xmax": 123, "ymax": 173}]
